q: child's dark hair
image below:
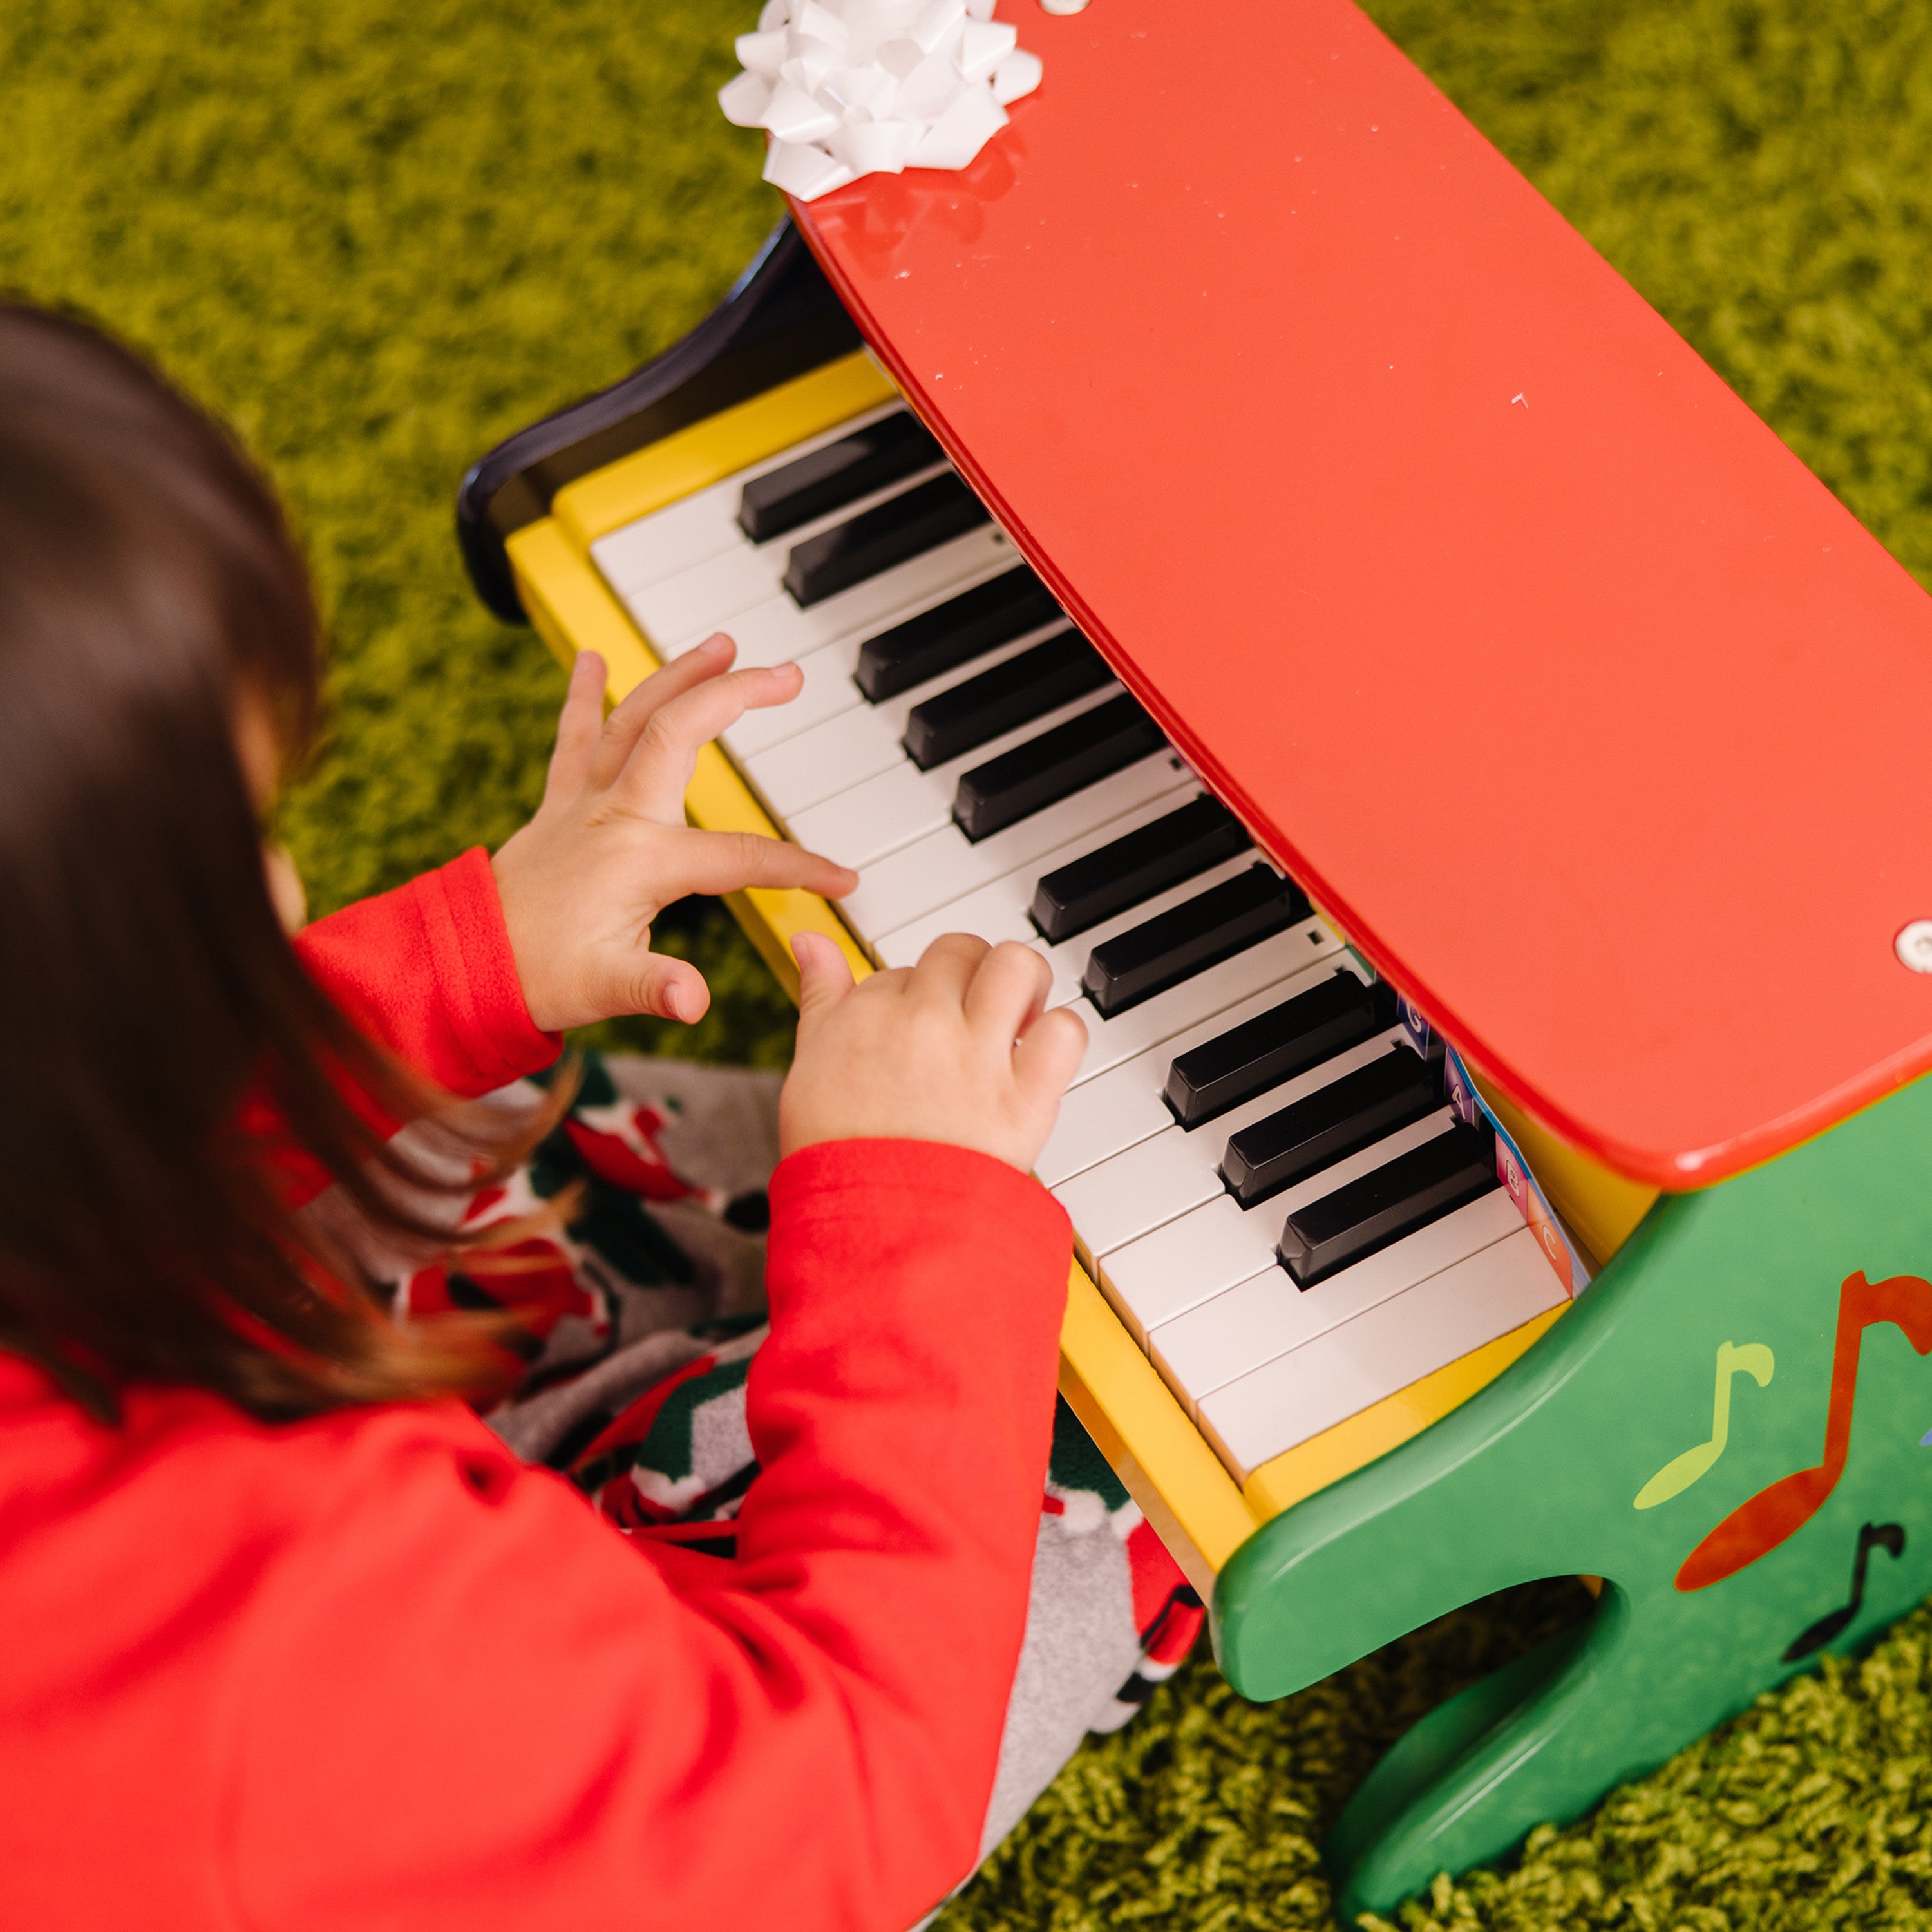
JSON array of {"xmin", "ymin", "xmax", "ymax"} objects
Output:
[{"xmin": 0, "ymin": 304, "xmax": 544, "ymax": 1422}]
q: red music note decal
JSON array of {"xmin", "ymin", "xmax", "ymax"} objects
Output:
[{"xmin": 1676, "ymin": 1273, "xmax": 1932, "ymax": 1593}]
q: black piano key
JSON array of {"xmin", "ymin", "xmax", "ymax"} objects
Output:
[
  {"xmin": 954, "ymin": 696, "xmax": 1164, "ymax": 842},
  {"xmin": 1278, "ymin": 1122, "xmax": 1498, "ymax": 1287},
  {"xmin": 784, "ymin": 472, "xmax": 990, "ymax": 607},
  {"xmin": 1221, "ymin": 1045, "xmax": 1440, "ymax": 1209},
  {"xmin": 738, "ymin": 413, "xmax": 942, "ymax": 543},
  {"xmin": 1030, "ymin": 795, "xmax": 1251, "ymax": 945},
  {"xmin": 856, "ymin": 567, "xmax": 1063, "ymax": 702},
  {"xmin": 1165, "ymin": 971, "xmax": 1398, "ymax": 1130},
  {"xmin": 1081, "ymin": 864, "xmax": 1311, "ymax": 1020},
  {"xmin": 902, "ymin": 630, "xmax": 1106, "ymax": 770}
]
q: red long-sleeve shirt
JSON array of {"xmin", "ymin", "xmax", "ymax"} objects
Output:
[{"xmin": 0, "ymin": 850, "xmax": 1072, "ymax": 1931}]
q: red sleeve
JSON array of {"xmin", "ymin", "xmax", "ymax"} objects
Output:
[
  {"xmin": 245, "ymin": 848, "xmax": 562, "ymax": 1206},
  {"xmin": 294, "ymin": 846, "xmax": 560, "ymax": 1099},
  {"xmin": 220, "ymin": 1142, "xmax": 1070, "ymax": 1932}
]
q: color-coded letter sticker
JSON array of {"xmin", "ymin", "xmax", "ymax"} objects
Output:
[
  {"xmin": 1397, "ymin": 992, "xmax": 1434, "ymax": 1061},
  {"xmin": 1444, "ymin": 1044, "xmax": 1595, "ymax": 1299}
]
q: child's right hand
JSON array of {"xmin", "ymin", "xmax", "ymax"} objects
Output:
[
  {"xmin": 780, "ymin": 931, "xmax": 1088, "ymax": 1173},
  {"xmin": 491, "ymin": 639, "xmax": 856, "ymax": 1032}
]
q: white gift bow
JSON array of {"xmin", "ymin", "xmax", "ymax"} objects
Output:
[{"xmin": 719, "ymin": 0, "xmax": 1045, "ymax": 202}]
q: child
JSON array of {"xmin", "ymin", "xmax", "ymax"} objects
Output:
[{"xmin": 0, "ymin": 304, "xmax": 1198, "ymax": 1930}]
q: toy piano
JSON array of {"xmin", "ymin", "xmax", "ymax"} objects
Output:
[{"xmin": 457, "ymin": 0, "xmax": 1932, "ymax": 1917}]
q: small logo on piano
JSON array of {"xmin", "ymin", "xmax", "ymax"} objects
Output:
[{"xmin": 1895, "ymin": 920, "xmax": 1932, "ymax": 972}]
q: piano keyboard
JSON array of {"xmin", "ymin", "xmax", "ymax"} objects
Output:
[{"xmin": 583, "ymin": 392, "xmax": 1567, "ymax": 1495}]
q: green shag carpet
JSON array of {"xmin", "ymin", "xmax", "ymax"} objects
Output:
[{"xmin": 8, "ymin": 0, "xmax": 1932, "ymax": 1922}]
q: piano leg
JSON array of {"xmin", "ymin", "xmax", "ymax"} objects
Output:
[{"xmin": 1212, "ymin": 1065, "xmax": 1932, "ymax": 1921}]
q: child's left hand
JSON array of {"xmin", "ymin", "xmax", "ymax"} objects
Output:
[{"xmin": 491, "ymin": 638, "xmax": 857, "ymax": 1032}]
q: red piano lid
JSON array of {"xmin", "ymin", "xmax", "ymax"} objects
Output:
[{"xmin": 790, "ymin": 0, "xmax": 1932, "ymax": 1191}]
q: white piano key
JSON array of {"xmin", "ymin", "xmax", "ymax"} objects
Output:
[
  {"xmin": 1050, "ymin": 1029, "xmax": 1410, "ymax": 1257},
  {"xmin": 1195, "ymin": 1226, "xmax": 1564, "ymax": 1481},
  {"xmin": 1026, "ymin": 850, "xmax": 1262, "ymax": 1009},
  {"xmin": 640, "ymin": 524, "xmax": 1017, "ymax": 667},
  {"xmin": 848, "ymin": 759, "xmax": 1194, "ymax": 945},
  {"xmin": 783, "ymin": 682, "xmax": 1124, "ymax": 871},
  {"xmin": 786, "ymin": 761, "xmax": 954, "ymax": 871},
  {"xmin": 1034, "ymin": 953, "xmax": 1376, "ymax": 1188},
  {"xmin": 1095, "ymin": 1197, "xmax": 1278, "ymax": 1347},
  {"xmin": 1067, "ymin": 915, "xmax": 1344, "ymax": 1085},
  {"xmin": 1056, "ymin": 1130, "xmax": 1235, "ymax": 1270},
  {"xmin": 872, "ymin": 785, "xmax": 1213, "ymax": 966},
  {"xmin": 630, "ymin": 542, "xmax": 787, "ymax": 647},
  {"xmin": 740, "ymin": 619, "xmax": 1072, "ymax": 817},
  {"xmin": 878, "ymin": 903, "xmax": 1027, "ymax": 967},
  {"xmin": 747, "ymin": 704, "xmax": 910, "ymax": 817},
  {"xmin": 1100, "ymin": 1109, "xmax": 1461, "ymax": 1343},
  {"xmin": 589, "ymin": 402, "xmax": 905, "ymax": 596},
  {"xmin": 1146, "ymin": 1180, "xmax": 1523, "ymax": 1409},
  {"xmin": 881, "ymin": 844, "xmax": 1256, "ymax": 981},
  {"xmin": 719, "ymin": 551, "xmax": 1039, "ymax": 761},
  {"xmin": 722, "ymin": 636, "xmax": 868, "ymax": 761},
  {"xmin": 875, "ymin": 860, "xmax": 1036, "ymax": 960}
]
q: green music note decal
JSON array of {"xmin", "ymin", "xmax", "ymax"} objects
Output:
[{"xmin": 1634, "ymin": 1340, "xmax": 1776, "ymax": 1510}]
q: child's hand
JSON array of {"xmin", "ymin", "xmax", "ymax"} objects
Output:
[
  {"xmin": 493, "ymin": 639, "xmax": 857, "ymax": 1032},
  {"xmin": 780, "ymin": 931, "xmax": 1088, "ymax": 1173}
]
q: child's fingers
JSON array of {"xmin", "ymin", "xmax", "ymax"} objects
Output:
[
  {"xmin": 658, "ymin": 825, "xmax": 857, "ymax": 902},
  {"xmin": 961, "ymin": 940, "xmax": 1052, "ymax": 1045},
  {"xmin": 542, "ymin": 651, "xmax": 607, "ymax": 807},
  {"xmin": 793, "ymin": 929, "xmax": 857, "ymax": 1028},
  {"xmin": 1011, "ymin": 1003, "xmax": 1089, "ymax": 1110},
  {"xmin": 615, "ymin": 661, "xmax": 805, "ymax": 821},
  {"xmin": 619, "ymin": 951, "xmax": 713, "ymax": 1027},
  {"xmin": 590, "ymin": 634, "xmax": 736, "ymax": 792},
  {"xmin": 907, "ymin": 932, "xmax": 994, "ymax": 1014}
]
